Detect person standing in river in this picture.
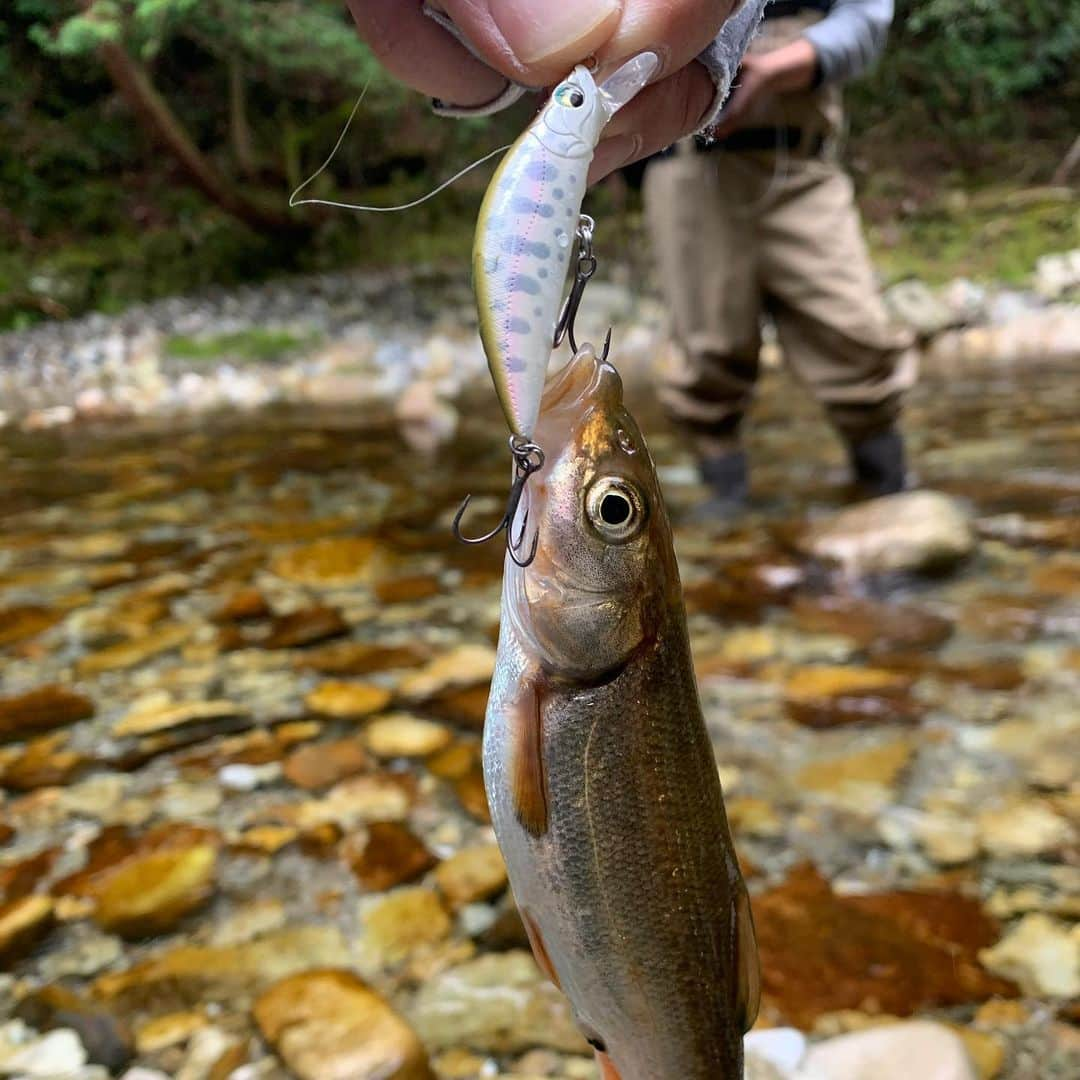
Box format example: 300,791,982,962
644,0,917,508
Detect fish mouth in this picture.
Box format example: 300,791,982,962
540,344,622,429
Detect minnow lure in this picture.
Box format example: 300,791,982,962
474,54,658,443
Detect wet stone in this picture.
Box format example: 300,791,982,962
791,595,953,653
978,914,1080,999
271,537,387,588
435,845,507,909
305,680,392,719
783,666,923,728
398,645,496,701
344,822,438,892
112,698,246,738
295,640,428,676
0,686,94,743
359,887,451,967
15,986,133,1072
77,623,192,675
364,714,452,758
262,606,350,649
0,895,55,965
752,865,1017,1028
254,969,433,1080
0,605,64,648
283,737,370,790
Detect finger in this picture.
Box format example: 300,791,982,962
441,0,739,88
347,0,507,107
588,60,715,181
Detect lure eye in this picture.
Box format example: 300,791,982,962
585,477,647,544
554,84,586,108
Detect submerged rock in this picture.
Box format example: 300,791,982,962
411,950,586,1054
801,1021,977,1080
978,914,1080,999
0,895,55,966
798,492,975,576
254,969,433,1080
0,686,94,742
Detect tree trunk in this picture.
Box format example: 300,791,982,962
97,40,298,234
229,57,258,179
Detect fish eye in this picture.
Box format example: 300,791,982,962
585,477,647,543
554,84,586,108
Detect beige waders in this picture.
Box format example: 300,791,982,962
643,13,916,452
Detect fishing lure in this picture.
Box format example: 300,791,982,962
474,54,658,444
455,54,657,565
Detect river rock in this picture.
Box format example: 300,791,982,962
434,845,507,908
978,914,1080,998
1034,249,1080,299
0,1026,88,1077
305,681,392,719
783,666,921,728
0,895,55,965
364,714,452,759
344,822,437,892
397,645,496,701
884,280,954,336
15,985,133,1071
800,1021,977,1080
977,799,1074,858
284,737,369,790
0,686,94,742
411,950,587,1054
358,888,451,967
271,537,387,588
255,969,433,1080
798,492,975,576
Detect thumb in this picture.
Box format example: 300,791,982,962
440,0,739,87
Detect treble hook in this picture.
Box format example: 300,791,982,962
452,436,545,567
553,214,612,360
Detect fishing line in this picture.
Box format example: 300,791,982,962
289,81,511,214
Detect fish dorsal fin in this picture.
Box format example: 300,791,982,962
736,887,762,1032
510,673,549,836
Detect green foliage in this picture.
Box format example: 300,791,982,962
165,327,317,362
852,0,1080,145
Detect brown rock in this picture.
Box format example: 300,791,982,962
374,574,442,604
784,666,922,728
791,595,953,653
959,594,1047,642
361,887,452,964
0,846,58,903
284,738,370,790
365,714,452,758
214,588,272,623
435,846,507,908
306,681,392,719
112,698,246,738
231,825,298,855
873,652,1025,692
294,774,415,829
272,537,387,588
296,640,428,676
753,865,1017,1027
0,685,94,742
397,645,495,702
798,741,913,796
0,894,54,965
453,767,491,823
54,823,220,938
1,733,86,790
1031,557,1080,597
77,622,192,675
254,969,433,1080
344,822,437,892
263,606,349,649
94,925,350,1008
421,684,489,730
93,843,218,937
427,741,479,780
134,1010,208,1054
0,605,63,647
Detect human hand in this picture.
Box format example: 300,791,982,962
347,0,742,180
709,37,819,139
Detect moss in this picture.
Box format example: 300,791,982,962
868,188,1078,286
164,329,318,363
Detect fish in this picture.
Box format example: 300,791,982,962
474,54,658,443
483,343,760,1079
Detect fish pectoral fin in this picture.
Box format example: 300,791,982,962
736,886,762,1033
510,672,548,836
520,907,562,990
594,1051,623,1080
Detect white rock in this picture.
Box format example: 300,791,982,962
1034,250,1080,299
978,913,1080,998
395,381,458,455
746,1028,808,1072
218,763,281,792
799,491,975,576
0,1028,87,1077
884,280,954,336
798,1021,976,1080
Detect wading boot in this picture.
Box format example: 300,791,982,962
690,446,749,520
848,427,906,497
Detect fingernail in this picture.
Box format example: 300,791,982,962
490,0,621,67
589,133,641,181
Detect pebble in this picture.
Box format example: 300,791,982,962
979,914,1080,998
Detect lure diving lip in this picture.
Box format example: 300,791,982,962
473,52,659,443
